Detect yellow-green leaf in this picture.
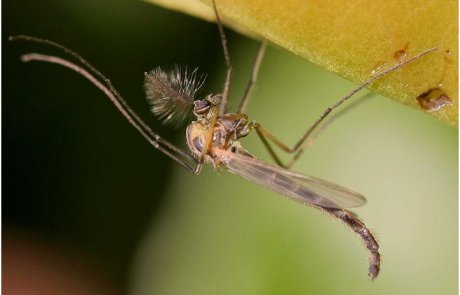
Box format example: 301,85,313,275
144,0,458,126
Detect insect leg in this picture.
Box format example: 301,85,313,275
251,48,437,168
10,35,198,165
285,48,437,168
194,108,220,174
16,51,200,173
237,40,268,114
251,123,288,167
211,0,233,116
252,93,372,167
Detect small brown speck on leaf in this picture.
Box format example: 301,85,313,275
416,88,453,112
393,43,409,60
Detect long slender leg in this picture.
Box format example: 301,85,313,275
252,48,437,168
252,123,286,167
211,0,233,116
253,93,373,167
17,52,199,173
10,35,197,166
194,110,219,174
321,207,380,280
10,35,196,164
237,40,268,114
307,92,374,142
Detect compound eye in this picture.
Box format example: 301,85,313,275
191,136,203,153
193,99,210,115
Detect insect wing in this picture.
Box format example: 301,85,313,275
224,153,366,209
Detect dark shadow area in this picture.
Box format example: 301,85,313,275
3,0,231,291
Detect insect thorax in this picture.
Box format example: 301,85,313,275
185,112,253,162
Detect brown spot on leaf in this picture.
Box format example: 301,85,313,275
393,43,409,60
444,49,454,64
416,88,452,112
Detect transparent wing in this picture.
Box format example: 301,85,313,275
224,152,366,209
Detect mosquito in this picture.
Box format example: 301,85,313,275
10,0,436,281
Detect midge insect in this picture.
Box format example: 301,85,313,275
10,0,436,280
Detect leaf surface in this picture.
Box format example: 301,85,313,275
145,0,458,125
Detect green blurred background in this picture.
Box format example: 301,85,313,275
3,0,458,294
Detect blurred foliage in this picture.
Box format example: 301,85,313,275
147,0,458,126
4,0,457,294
